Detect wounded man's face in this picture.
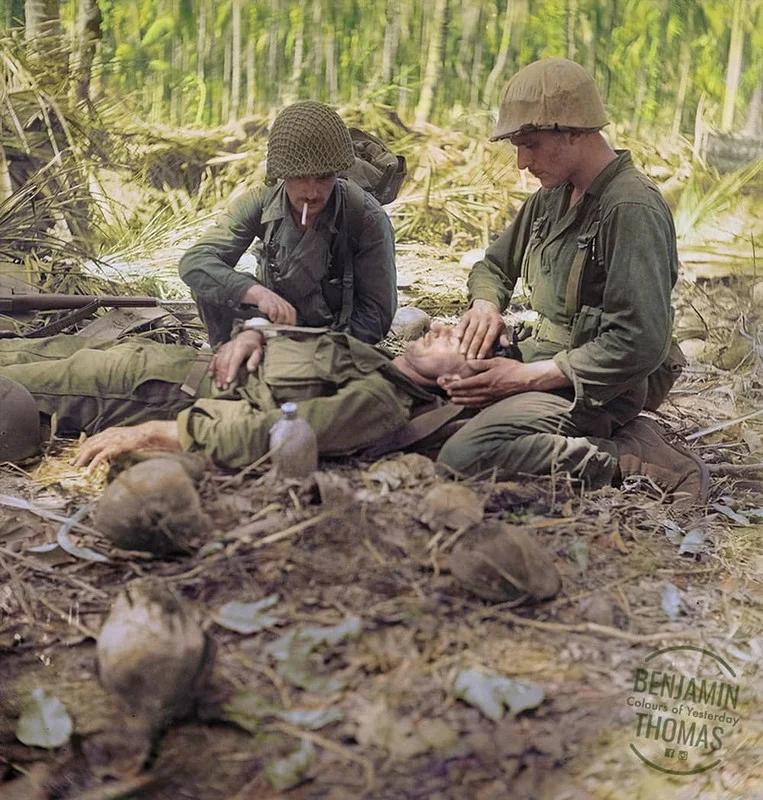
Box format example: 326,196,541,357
403,323,468,380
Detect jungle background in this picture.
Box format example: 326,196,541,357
0,1,762,799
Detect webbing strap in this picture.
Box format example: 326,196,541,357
362,401,465,459
564,216,600,316
180,347,213,397
335,180,365,330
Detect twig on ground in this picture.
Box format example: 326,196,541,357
0,554,37,624
268,720,375,794
547,570,646,609
214,448,276,489
35,594,98,639
0,546,109,598
686,408,763,441
479,607,700,643
251,509,340,549
707,462,763,475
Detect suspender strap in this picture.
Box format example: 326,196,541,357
26,301,102,338
362,401,465,459
564,216,600,317
334,180,365,330
180,346,213,397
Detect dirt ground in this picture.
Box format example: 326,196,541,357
0,254,762,799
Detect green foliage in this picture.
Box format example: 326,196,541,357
32,0,757,132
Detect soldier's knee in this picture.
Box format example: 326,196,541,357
437,433,480,476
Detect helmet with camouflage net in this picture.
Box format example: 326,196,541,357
266,101,355,182
491,58,608,141
0,377,41,463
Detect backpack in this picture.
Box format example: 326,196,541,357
341,128,407,206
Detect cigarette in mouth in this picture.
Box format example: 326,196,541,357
301,202,308,226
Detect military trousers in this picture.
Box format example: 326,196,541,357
0,335,204,436
436,391,621,489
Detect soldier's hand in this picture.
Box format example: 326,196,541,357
456,300,506,360
243,285,298,325
209,330,264,390
75,421,181,471
438,358,524,407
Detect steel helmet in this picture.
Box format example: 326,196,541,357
0,377,41,462
492,58,608,141
266,101,355,182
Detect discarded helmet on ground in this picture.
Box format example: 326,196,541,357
492,58,608,141
266,101,355,182
0,377,41,462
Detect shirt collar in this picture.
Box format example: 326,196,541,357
583,149,632,199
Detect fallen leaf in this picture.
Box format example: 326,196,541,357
266,617,362,694
662,520,685,545
56,504,109,563
264,739,314,791
419,484,483,531
569,540,589,572
711,503,752,526
214,596,280,634
453,667,545,721
16,688,73,748
277,707,344,729
661,583,683,621
365,453,435,493
678,530,705,556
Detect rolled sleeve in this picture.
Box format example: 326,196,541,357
179,188,270,307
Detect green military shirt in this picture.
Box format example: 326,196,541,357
177,332,435,468
468,151,678,413
179,179,397,344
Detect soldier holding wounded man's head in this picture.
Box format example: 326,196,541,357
439,58,708,507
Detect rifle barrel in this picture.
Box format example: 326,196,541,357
0,295,195,313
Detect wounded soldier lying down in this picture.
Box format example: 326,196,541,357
0,324,707,508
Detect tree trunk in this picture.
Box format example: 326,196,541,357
246,35,255,116
721,0,745,132
229,0,241,122
670,39,691,143
268,0,279,104
195,0,208,124
566,0,578,60
311,0,322,98
24,0,61,40
284,8,304,105
632,65,647,135
221,33,231,123
741,77,763,137
24,0,66,87
72,0,101,106
0,144,12,203
414,0,447,128
470,34,484,110
326,28,338,104
483,0,518,107
455,1,479,96
381,0,399,92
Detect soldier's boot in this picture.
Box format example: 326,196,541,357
612,416,709,510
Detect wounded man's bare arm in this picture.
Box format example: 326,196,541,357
74,420,181,471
